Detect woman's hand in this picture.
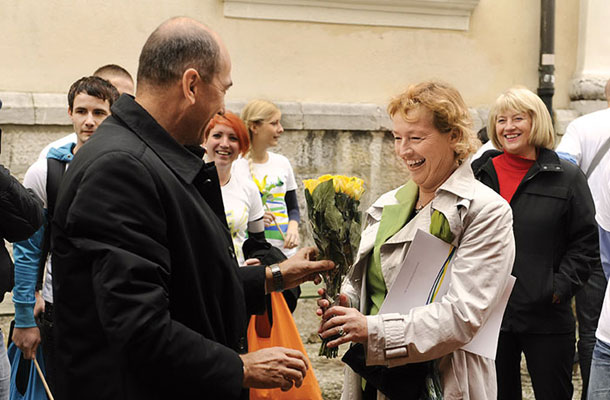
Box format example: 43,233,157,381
263,211,275,228
315,289,349,316
318,302,368,348
284,220,300,249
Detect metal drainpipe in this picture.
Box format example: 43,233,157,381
538,0,555,120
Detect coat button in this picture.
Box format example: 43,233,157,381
228,246,236,259
237,336,247,353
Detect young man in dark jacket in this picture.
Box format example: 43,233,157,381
11,77,119,394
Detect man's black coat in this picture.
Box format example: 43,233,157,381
0,164,44,300
51,95,267,400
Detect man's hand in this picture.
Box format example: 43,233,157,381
12,327,41,360
266,247,334,292
240,347,308,391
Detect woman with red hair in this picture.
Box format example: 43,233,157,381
203,112,265,265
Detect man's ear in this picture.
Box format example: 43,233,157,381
182,68,199,105
67,107,73,118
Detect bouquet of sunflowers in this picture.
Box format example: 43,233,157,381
303,174,364,358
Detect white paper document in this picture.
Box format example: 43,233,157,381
379,229,515,360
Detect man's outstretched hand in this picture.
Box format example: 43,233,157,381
267,247,334,292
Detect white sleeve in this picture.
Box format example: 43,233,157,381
556,122,583,165
597,162,610,230
23,159,48,209
281,156,298,192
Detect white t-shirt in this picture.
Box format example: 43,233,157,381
221,172,264,265
596,160,610,232
233,152,298,257
594,162,610,343
556,108,610,216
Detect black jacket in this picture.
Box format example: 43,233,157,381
472,148,599,333
0,164,43,301
51,95,267,400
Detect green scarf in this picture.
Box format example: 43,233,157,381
365,181,452,398
366,181,453,315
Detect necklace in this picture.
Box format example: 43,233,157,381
415,196,434,212
220,172,231,187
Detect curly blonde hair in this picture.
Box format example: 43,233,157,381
387,81,480,165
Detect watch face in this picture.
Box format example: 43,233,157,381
272,264,283,292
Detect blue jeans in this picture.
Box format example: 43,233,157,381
600,226,610,279
0,329,9,400
588,339,610,400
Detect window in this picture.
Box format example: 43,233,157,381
223,0,480,31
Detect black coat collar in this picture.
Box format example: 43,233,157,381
472,147,563,175
110,95,206,184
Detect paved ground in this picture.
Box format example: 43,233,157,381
1,297,583,399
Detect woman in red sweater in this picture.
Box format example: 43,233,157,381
472,87,599,400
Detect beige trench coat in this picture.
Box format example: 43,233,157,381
340,161,515,400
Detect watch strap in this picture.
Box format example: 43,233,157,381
270,264,284,292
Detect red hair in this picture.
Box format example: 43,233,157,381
203,112,250,156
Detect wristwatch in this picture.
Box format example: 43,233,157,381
270,264,283,292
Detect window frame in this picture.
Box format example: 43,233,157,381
223,0,480,31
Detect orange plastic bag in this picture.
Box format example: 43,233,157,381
248,292,323,400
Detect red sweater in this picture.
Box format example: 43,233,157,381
492,152,535,203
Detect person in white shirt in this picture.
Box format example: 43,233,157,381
203,112,265,265
587,160,610,400
234,100,301,258
555,79,610,399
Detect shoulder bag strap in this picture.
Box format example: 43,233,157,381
585,136,610,179
36,158,66,290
